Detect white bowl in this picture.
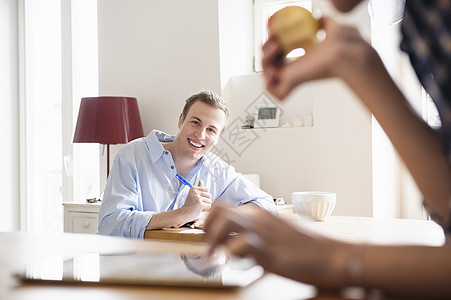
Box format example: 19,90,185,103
292,192,336,221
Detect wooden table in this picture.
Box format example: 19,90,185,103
144,214,445,246
144,227,207,242
2,215,445,300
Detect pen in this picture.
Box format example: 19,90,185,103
175,173,192,188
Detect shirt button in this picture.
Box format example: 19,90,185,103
164,151,168,155
170,166,174,169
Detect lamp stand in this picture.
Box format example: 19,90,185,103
106,144,110,178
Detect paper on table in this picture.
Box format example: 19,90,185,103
179,229,205,234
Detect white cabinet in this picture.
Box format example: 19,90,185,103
63,202,101,234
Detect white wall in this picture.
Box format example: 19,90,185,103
98,0,374,216
97,0,225,188
97,0,222,134
0,0,20,231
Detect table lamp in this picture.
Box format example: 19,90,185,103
73,96,144,177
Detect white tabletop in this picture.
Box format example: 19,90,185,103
281,214,445,246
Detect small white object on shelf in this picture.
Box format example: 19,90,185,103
292,116,304,127
304,115,313,127
280,120,292,128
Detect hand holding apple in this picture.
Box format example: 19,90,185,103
268,6,320,55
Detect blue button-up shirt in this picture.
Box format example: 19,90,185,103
98,130,277,238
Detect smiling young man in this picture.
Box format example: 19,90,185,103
98,90,277,238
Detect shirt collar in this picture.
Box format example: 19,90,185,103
145,129,209,166
146,130,175,163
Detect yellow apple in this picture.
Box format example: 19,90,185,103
268,6,320,55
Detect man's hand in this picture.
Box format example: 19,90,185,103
179,180,212,225
186,211,209,229
147,180,212,230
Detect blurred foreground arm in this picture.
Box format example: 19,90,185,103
204,203,451,297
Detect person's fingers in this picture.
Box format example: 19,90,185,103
189,219,200,229
262,44,282,67
320,16,333,31
262,39,284,86
205,204,257,255
225,232,266,261
200,191,212,199
196,189,212,206
268,41,336,99
330,0,362,12
195,179,210,193
262,16,346,100
203,202,221,231
190,188,209,200
201,203,211,212
262,36,282,68
262,47,302,99
192,219,202,228
201,197,212,205
205,205,238,254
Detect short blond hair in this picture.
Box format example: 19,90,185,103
181,90,229,127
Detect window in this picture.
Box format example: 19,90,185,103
20,0,63,233
370,3,431,220
19,0,98,233
253,0,313,72
69,0,100,203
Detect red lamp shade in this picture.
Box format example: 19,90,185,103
73,96,144,177
73,96,144,144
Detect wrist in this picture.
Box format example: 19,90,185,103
176,206,198,224
333,41,380,83
175,206,190,222
329,243,366,288
146,208,191,230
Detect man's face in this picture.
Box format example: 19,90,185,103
175,101,227,162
